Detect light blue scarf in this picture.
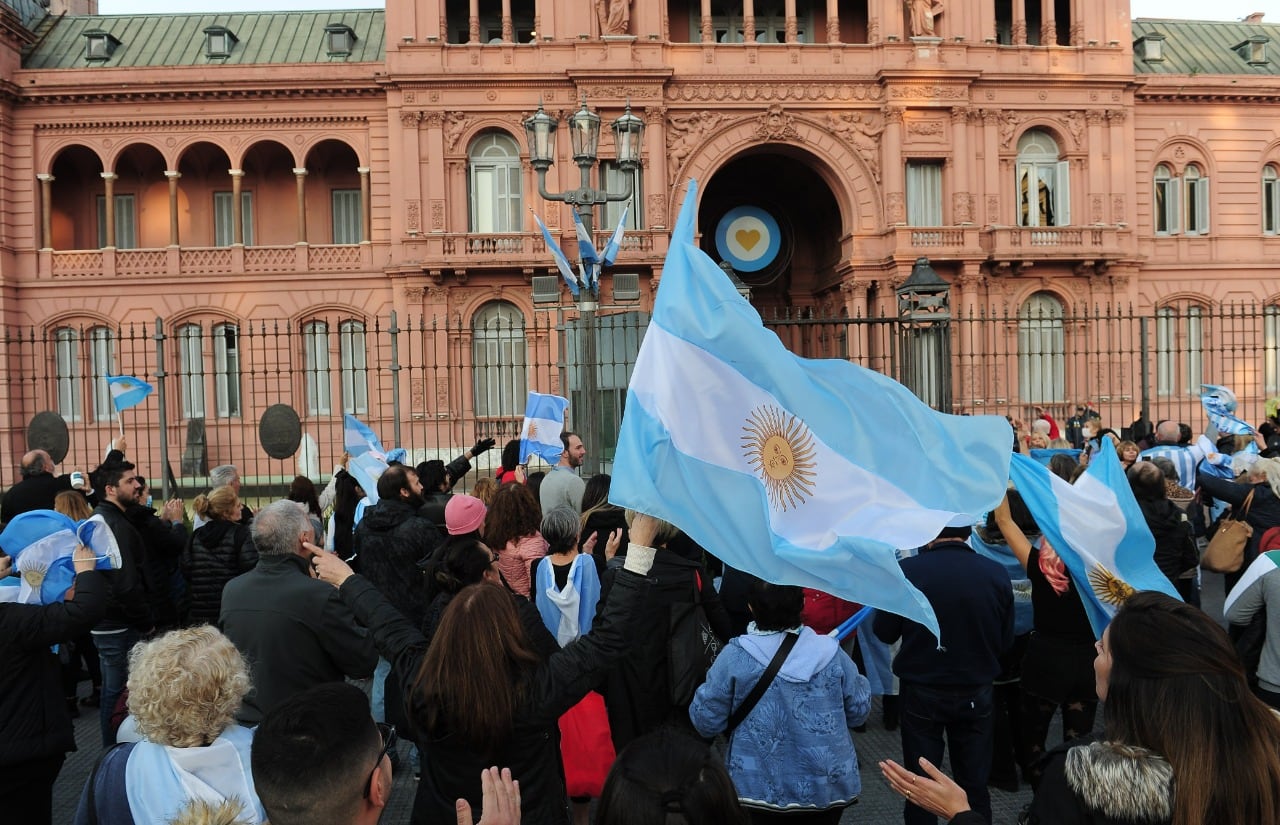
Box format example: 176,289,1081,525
124,724,266,824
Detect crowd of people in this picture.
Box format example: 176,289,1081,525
2,411,1280,825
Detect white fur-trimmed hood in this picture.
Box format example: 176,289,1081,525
1064,740,1174,824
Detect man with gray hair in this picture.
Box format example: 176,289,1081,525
1138,420,1210,490
219,500,376,725
193,464,254,529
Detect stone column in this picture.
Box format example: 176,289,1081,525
1012,0,1026,44
981,109,1002,225
101,172,117,248
37,173,54,250
293,167,308,243
468,0,480,43
784,0,797,42
743,0,756,42
1040,0,1056,45
883,107,905,225
229,169,244,245
645,108,667,226
500,0,512,42
164,171,181,246
1107,109,1127,225
880,0,903,41
359,166,371,243
1086,110,1105,223
700,0,713,42
951,108,971,223
826,0,839,43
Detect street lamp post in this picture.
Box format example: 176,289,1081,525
523,98,644,477
895,257,953,412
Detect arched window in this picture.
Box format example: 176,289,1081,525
1016,130,1069,228
1266,305,1280,394
1264,164,1279,236
338,320,368,415
212,322,241,418
472,301,527,418
176,323,205,419
1017,292,1064,404
54,327,81,421
468,133,523,233
1153,163,1176,236
1156,303,1205,397
88,326,115,422
1183,164,1209,236
302,320,331,416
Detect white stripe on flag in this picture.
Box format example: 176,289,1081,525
1224,550,1280,614
631,324,962,551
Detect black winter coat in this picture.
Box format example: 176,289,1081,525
124,503,187,631
91,501,151,632
339,568,652,825
0,570,107,766
354,498,442,630
0,472,73,524
183,519,257,625
599,548,733,750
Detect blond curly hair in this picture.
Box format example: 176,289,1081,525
127,625,251,748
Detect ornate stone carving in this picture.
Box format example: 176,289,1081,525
826,112,884,181
431,200,445,230
753,105,801,141
421,111,445,129
1106,108,1127,123
1064,110,1085,147
1090,195,1103,224
987,195,1000,224
867,16,880,43
998,111,1021,149
406,199,421,231
953,192,973,224
1012,19,1026,44
827,15,840,43
1111,195,1125,223
951,106,970,123
643,106,667,125
596,0,631,35
666,83,881,102
889,85,967,100
444,112,470,152
884,106,905,124
585,85,659,99
908,119,945,137
647,193,666,227
666,110,724,184
887,192,905,224
1085,109,1106,126
400,110,422,127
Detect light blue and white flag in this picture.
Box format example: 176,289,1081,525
570,208,599,265
601,205,629,267
1009,440,1181,638
347,452,389,505
609,180,1013,641
519,392,570,466
343,414,387,460
1201,384,1255,436
0,511,120,604
532,210,580,297
105,375,153,413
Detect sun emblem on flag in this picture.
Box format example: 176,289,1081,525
742,405,817,512
1087,562,1136,606
22,566,46,589
527,421,538,440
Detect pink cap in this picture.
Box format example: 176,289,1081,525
445,495,487,535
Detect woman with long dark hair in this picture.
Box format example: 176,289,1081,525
287,475,323,539
579,474,628,573
484,482,547,598
882,592,1280,825
312,514,664,825
324,470,363,562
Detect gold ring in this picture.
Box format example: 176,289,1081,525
907,790,913,800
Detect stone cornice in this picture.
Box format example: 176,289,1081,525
34,114,371,132
17,82,383,106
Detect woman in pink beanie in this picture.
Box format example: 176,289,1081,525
444,494,487,538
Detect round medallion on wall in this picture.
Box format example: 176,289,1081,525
259,404,302,459
715,206,781,273
28,411,70,464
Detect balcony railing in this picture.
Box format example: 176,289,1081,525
982,225,1128,259
43,244,373,279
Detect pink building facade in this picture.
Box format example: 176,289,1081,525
0,0,1277,488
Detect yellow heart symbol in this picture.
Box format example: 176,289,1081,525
735,229,761,251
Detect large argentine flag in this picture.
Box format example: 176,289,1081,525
519,392,570,467
1009,440,1180,638
0,511,121,604
105,375,153,413
343,414,387,460
609,181,1013,640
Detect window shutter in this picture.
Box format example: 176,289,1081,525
1196,177,1210,234
1054,160,1070,227
1168,179,1181,236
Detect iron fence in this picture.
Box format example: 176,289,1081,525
2,302,1274,500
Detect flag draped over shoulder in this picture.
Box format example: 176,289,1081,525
0,511,120,604
343,414,390,503
1008,440,1181,638
519,392,570,466
1224,550,1280,615
608,180,1013,640
105,375,153,412
1201,384,1255,436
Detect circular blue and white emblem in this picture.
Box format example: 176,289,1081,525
715,206,781,273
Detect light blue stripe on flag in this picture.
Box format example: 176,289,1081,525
1009,440,1181,638
601,205,629,267
609,180,1013,641
343,414,386,460
519,392,570,466
105,375,153,412
532,211,580,297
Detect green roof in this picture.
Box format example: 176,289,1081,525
23,9,385,69
3,0,47,30
1133,17,1280,75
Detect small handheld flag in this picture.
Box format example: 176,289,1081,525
1201,384,1255,436
343,414,387,460
519,392,570,466
105,375,153,413
570,208,600,289
532,210,580,297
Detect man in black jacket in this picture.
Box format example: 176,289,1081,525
221,500,376,725
2,450,85,523
89,461,151,747
875,526,1014,825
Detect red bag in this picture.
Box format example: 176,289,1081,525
558,691,615,798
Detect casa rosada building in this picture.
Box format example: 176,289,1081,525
0,0,1278,483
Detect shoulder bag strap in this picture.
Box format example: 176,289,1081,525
725,632,799,734
1239,489,1256,520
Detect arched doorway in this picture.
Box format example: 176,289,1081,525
699,147,844,316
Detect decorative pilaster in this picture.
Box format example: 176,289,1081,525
37,173,54,250
292,168,308,244
164,171,181,246
101,172,118,248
